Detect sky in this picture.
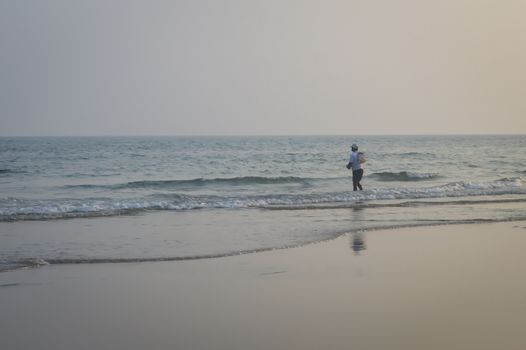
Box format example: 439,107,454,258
1,0,525,136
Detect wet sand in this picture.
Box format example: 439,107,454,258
1,221,526,350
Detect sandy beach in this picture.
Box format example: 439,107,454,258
1,221,526,350
2,0,525,347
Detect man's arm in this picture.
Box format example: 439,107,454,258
346,154,353,169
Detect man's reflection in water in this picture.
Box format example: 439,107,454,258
351,232,366,255
350,206,366,255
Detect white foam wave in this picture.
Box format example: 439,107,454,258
0,178,523,221
369,171,439,181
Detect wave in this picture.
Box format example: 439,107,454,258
265,197,526,211
369,171,439,181
66,176,313,190
64,172,121,178
0,178,523,221
397,152,437,158
0,168,21,175
375,152,437,160
121,176,310,188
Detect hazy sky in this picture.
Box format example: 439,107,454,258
1,0,525,136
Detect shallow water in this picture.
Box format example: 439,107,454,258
1,135,525,270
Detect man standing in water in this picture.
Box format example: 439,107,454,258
347,144,364,191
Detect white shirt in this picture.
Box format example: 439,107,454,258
349,151,362,171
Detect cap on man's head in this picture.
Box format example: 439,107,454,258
351,144,358,151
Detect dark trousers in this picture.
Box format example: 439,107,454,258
352,168,363,191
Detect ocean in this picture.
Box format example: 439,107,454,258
1,135,525,271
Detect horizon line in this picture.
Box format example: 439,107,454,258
0,132,525,138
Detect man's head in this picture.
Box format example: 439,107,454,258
351,144,358,151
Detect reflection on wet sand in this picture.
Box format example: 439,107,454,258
351,232,366,255
349,206,366,255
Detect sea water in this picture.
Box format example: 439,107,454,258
1,135,525,270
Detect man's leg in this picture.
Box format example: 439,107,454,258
352,170,359,191
356,169,363,190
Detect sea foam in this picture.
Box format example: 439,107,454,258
0,178,522,221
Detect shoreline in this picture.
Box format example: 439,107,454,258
0,208,526,274
2,221,526,349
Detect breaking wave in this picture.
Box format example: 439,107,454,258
369,171,439,181
0,177,523,221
